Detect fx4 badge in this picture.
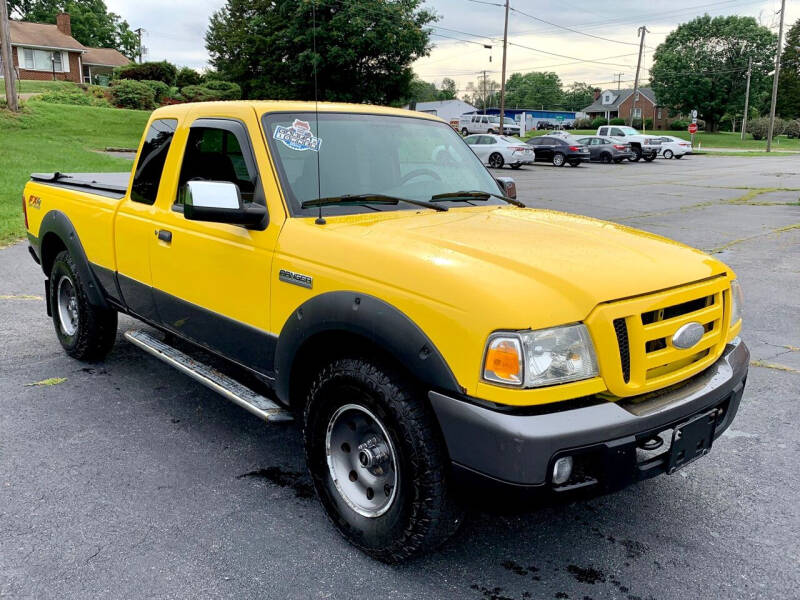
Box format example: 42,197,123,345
28,195,42,209
279,269,313,289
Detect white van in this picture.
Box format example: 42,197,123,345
459,114,520,136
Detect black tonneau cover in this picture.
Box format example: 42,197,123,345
30,172,130,199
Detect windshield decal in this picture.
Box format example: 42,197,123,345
273,119,323,152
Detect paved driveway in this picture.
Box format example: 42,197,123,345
1,155,798,599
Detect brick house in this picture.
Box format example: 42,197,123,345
583,87,675,130
3,13,130,84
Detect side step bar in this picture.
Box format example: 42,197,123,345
124,329,293,423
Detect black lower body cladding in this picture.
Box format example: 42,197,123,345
430,338,749,489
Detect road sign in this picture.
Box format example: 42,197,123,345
691,109,698,119
688,123,698,134
556,115,565,121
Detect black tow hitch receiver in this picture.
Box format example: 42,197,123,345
666,408,721,474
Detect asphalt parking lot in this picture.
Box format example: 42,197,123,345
1,155,798,599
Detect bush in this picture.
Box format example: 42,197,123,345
140,80,170,104
180,81,242,102
609,117,625,125
644,118,653,129
114,61,177,86
669,120,688,130
110,79,156,110
590,116,608,129
32,86,109,107
786,119,800,139
747,116,770,140
631,118,643,129
176,67,204,88
572,117,593,129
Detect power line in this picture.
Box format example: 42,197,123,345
508,5,641,46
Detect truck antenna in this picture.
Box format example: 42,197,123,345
312,0,325,225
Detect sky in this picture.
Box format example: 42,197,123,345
106,0,798,94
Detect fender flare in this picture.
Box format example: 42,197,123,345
37,210,109,309
273,291,462,405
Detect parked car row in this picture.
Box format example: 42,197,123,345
463,128,692,169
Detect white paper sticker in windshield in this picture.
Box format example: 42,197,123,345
273,119,322,152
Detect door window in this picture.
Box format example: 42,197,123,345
479,136,496,145
176,123,258,205
598,127,608,136
130,119,178,205
610,127,625,136
464,135,480,145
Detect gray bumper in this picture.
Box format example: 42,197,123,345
430,338,749,486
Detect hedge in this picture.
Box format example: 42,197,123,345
114,61,177,86
110,79,156,110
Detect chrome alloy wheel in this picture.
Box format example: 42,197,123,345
325,404,399,518
57,275,79,336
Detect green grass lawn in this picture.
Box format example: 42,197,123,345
0,102,150,244
0,79,79,96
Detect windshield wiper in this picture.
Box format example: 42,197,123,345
430,190,526,208
301,193,448,212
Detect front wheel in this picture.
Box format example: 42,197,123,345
552,152,566,167
663,149,674,159
629,147,642,162
675,154,683,159
488,153,505,168
49,250,117,361
510,163,522,169
304,358,464,563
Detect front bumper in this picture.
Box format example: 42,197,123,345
430,338,749,489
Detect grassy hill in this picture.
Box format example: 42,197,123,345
0,102,150,244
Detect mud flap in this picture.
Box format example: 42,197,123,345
44,278,51,317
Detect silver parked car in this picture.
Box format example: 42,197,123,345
463,134,534,169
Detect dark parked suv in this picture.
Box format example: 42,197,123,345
526,136,590,167
575,135,635,163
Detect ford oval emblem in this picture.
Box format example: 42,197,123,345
671,322,705,349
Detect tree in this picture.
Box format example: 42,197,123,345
650,15,775,131
461,77,500,111
8,0,138,59
503,71,563,109
406,76,439,104
206,0,436,103
562,82,596,111
438,77,456,100
777,18,800,119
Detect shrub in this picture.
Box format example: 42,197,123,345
747,116,770,140
572,117,593,129
669,119,688,130
114,61,177,86
631,118,643,129
140,80,170,104
110,79,156,110
644,118,653,129
590,116,608,129
786,119,800,139
180,81,242,102
201,80,242,99
609,117,625,125
176,67,204,88
32,86,110,107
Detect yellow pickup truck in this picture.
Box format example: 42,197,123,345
23,101,748,563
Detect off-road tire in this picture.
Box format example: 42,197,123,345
49,250,117,361
304,357,464,563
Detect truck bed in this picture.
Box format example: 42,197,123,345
30,172,130,199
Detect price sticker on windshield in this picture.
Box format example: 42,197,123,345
274,119,323,152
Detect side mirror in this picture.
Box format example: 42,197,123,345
181,180,267,228
495,176,517,200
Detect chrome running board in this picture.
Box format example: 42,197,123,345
124,329,293,423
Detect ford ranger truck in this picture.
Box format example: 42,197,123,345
23,101,748,563
596,124,661,161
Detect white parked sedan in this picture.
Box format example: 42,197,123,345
463,134,535,169
658,135,693,159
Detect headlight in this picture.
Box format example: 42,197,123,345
730,279,743,326
483,324,599,388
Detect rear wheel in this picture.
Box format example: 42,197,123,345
303,357,464,563
613,157,624,164
461,127,469,136
487,128,495,134
643,154,656,162
675,154,683,159
568,160,580,167
629,147,642,162
510,163,522,169
663,149,674,159
552,152,566,167
49,250,117,361
601,152,612,164
488,152,504,168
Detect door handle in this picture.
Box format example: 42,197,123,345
155,229,172,243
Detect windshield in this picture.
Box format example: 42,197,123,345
262,112,504,217
617,126,639,135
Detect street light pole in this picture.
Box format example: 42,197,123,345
630,25,648,127
766,0,786,152
499,0,509,134
0,0,19,111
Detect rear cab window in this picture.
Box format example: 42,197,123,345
130,119,177,205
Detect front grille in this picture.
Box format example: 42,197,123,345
613,318,631,383
587,276,730,397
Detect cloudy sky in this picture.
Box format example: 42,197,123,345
106,0,797,92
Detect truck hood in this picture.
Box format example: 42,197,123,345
289,206,729,328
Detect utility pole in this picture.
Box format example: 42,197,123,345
135,27,143,64
0,0,18,111
481,70,487,114
629,25,648,127
766,0,786,152
499,0,510,134
741,56,752,141
614,72,624,90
